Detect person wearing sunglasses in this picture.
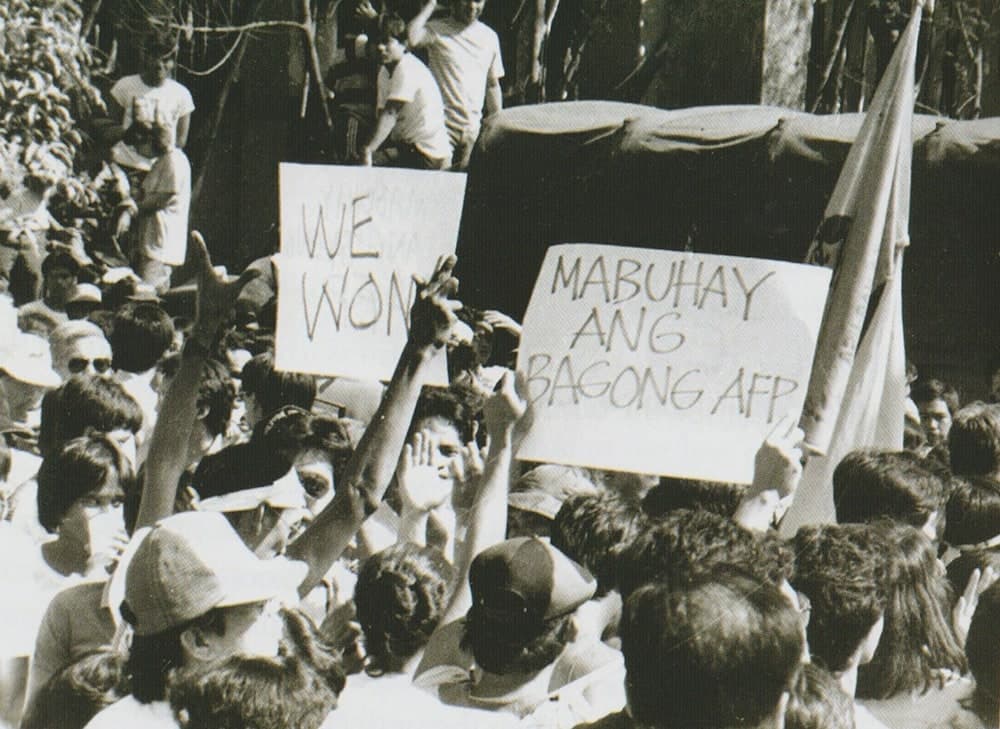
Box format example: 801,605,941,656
49,321,114,382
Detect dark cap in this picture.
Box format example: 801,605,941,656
469,537,596,623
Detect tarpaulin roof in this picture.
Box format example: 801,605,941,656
457,102,1000,396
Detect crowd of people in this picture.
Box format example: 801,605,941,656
3,3,1000,729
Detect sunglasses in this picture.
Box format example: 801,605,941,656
68,357,112,374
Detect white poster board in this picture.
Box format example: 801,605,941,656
275,164,466,382
516,244,832,483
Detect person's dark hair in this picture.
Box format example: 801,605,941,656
36,434,134,533
903,417,928,453
158,355,236,439
21,650,128,729
143,30,179,60
857,522,967,699
944,476,1000,548
965,581,1000,725
946,549,1000,601
949,402,1000,478
911,378,960,413
354,543,454,674
784,662,854,729
551,491,648,595
642,477,747,518
126,608,227,704
833,449,947,531
168,652,338,729
621,572,804,729
791,523,888,674
279,607,346,695
617,508,792,598
409,385,476,443
376,14,408,43
110,301,175,373
461,607,573,675
41,249,80,278
241,352,316,419
39,375,143,457
260,408,352,482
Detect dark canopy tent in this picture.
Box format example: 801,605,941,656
456,102,1000,398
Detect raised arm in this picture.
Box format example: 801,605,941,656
440,370,526,624
407,0,437,48
288,256,461,595
134,232,258,530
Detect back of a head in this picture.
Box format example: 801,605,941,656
949,402,1000,478
551,491,648,595
832,449,946,530
354,543,454,674
241,352,316,418
944,475,1000,549
791,523,887,673
617,508,792,599
965,581,1000,721
169,653,338,729
621,573,803,729
857,522,966,700
21,650,127,729
784,663,854,729
642,477,747,519
110,301,174,374
39,374,143,457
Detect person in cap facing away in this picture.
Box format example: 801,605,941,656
83,511,308,729
419,537,626,724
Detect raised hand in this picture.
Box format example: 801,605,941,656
483,370,528,439
953,565,998,646
481,309,522,337
398,430,452,514
750,415,805,501
408,255,462,351
188,231,261,346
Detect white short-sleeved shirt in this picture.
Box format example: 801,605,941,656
422,17,504,135
84,696,178,729
110,75,194,171
137,147,191,266
377,53,452,162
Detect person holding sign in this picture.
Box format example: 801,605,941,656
360,16,452,170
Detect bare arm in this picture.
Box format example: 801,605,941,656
175,113,191,149
441,371,525,624
362,101,402,165
484,79,502,118
288,256,461,596
408,0,437,47
135,233,259,530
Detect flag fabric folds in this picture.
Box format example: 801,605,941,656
781,4,922,532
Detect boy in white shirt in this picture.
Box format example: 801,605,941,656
362,16,452,170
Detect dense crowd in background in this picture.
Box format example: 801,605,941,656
3,3,1000,729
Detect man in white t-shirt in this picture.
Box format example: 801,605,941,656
362,16,452,169
408,0,504,169
106,37,195,174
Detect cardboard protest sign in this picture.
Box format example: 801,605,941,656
275,164,466,382
516,244,831,483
